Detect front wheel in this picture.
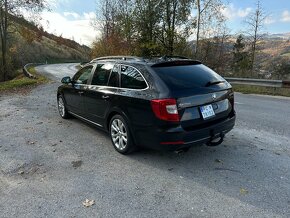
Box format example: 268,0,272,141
109,115,135,154
57,95,70,119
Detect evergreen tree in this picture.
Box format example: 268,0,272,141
232,35,252,76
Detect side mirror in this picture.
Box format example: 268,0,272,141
61,76,72,84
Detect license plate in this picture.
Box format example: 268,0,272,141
200,104,215,119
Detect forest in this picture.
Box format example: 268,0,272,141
91,0,290,79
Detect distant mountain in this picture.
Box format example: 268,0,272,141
10,15,91,67
264,32,290,40
187,32,290,79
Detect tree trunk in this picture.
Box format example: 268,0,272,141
0,0,8,81
251,17,258,75
195,0,201,59
1,37,7,81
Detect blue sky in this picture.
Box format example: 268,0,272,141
41,0,290,46
223,0,290,34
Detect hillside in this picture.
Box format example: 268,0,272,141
260,37,290,58
10,15,91,69
189,33,290,80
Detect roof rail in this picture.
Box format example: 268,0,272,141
90,56,144,63
160,55,190,60
146,55,190,61
144,55,192,64
151,60,202,68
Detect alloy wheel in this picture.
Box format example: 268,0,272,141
110,119,128,150
58,97,65,117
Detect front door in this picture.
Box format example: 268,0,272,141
64,65,94,115
83,63,118,126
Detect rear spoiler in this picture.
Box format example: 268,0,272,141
151,60,202,68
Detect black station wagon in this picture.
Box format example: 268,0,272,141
57,56,236,154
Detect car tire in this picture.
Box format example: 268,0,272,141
109,115,135,154
57,95,71,119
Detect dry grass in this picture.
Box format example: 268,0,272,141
233,84,290,97
0,66,49,93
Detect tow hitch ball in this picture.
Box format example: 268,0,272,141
206,132,225,147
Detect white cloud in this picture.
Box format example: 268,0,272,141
237,8,252,18
46,0,70,8
63,11,80,19
264,17,276,25
281,10,290,22
221,4,252,20
84,12,96,20
39,11,99,46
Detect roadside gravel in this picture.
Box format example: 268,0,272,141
0,77,289,217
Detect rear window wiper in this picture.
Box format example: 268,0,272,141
205,80,225,87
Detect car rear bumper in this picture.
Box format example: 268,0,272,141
135,114,236,151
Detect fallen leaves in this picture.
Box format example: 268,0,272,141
72,160,82,169
82,199,95,208
240,188,249,195
26,140,36,145
215,159,222,163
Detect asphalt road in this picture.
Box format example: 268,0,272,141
0,63,289,218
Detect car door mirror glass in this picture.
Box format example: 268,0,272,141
61,76,72,84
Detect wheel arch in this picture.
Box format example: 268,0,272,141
57,90,68,105
106,108,138,146
106,107,131,131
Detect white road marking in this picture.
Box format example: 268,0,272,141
235,102,245,105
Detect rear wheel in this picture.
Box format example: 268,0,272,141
57,95,70,119
109,115,135,154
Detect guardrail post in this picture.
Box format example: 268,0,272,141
282,81,290,88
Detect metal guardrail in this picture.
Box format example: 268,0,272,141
225,77,290,88
23,62,290,89
23,63,45,79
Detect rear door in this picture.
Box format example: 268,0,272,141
83,63,117,126
63,65,93,115
152,63,234,130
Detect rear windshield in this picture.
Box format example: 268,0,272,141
153,64,225,89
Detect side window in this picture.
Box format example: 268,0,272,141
73,66,93,84
91,63,113,86
108,65,119,87
121,65,147,89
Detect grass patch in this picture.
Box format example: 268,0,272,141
281,53,290,58
26,65,49,83
233,84,290,97
0,66,49,92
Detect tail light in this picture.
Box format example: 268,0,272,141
151,99,180,122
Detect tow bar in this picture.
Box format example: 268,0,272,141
206,132,225,147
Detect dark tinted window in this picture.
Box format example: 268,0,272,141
121,65,147,89
91,63,113,86
73,66,93,84
153,64,225,89
108,65,119,87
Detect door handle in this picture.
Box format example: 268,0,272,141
102,95,110,99
78,91,84,95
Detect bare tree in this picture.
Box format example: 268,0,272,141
92,0,135,56
0,0,46,81
96,0,120,40
195,0,205,57
117,0,135,51
194,0,224,58
245,0,267,73
159,0,192,55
